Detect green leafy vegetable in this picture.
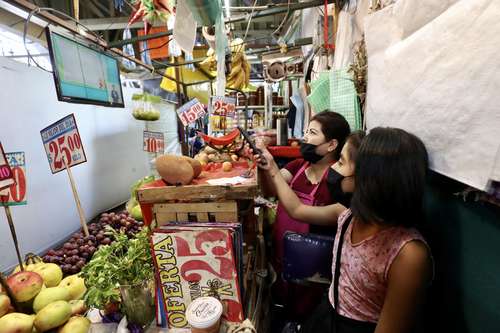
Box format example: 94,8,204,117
80,226,153,309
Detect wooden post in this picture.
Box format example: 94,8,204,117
3,206,24,272
63,159,89,237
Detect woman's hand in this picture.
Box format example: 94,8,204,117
247,142,276,172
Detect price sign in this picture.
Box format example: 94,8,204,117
40,114,87,174
0,152,27,206
176,98,206,127
210,96,236,117
143,131,165,153
0,143,15,191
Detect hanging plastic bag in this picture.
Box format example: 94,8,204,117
131,93,161,121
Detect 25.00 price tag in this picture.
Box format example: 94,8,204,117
177,98,206,127
40,114,87,174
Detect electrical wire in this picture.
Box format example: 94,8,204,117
23,6,110,73
243,0,259,42
138,38,171,55
271,0,291,37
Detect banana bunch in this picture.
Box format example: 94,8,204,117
200,38,251,90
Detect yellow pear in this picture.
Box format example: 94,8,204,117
33,287,71,313
0,312,34,333
58,275,86,300
57,316,90,333
32,264,63,288
69,299,87,316
34,300,72,332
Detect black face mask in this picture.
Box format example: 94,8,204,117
300,142,325,164
327,168,353,207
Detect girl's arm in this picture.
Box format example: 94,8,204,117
375,241,433,333
257,146,345,226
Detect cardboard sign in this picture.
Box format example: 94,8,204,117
0,143,15,191
210,96,236,117
151,228,243,329
40,114,87,174
0,152,27,206
143,131,165,153
210,96,236,131
177,98,206,127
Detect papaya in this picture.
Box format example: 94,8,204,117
181,156,202,178
156,155,194,185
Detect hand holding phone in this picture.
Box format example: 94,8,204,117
237,126,267,166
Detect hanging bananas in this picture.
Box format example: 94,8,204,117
200,38,251,90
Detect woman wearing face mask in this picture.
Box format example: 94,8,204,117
259,111,351,275
257,131,365,227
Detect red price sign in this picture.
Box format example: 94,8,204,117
210,96,236,117
0,152,27,206
143,131,165,153
40,114,87,174
0,143,15,191
177,98,206,127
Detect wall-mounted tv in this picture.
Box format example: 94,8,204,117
45,27,124,107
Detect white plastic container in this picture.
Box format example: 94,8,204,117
186,297,223,333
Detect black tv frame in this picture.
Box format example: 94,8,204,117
45,27,125,108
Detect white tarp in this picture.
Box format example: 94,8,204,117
365,0,500,190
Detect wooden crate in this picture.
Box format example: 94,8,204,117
138,183,259,204
153,201,238,226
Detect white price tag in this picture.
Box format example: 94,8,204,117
40,114,87,174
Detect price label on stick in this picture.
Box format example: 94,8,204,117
210,96,236,117
0,152,27,206
143,131,165,153
40,114,87,173
177,98,206,127
0,143,15,191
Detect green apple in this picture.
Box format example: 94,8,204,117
33,300,72,332
6,271,44,302
0,312,34,333
33,287,71,313
0,293,11,318
57,316,90,333
32,264,63,288
58,275,86,300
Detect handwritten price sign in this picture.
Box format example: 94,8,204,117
177,98,206,127
0,143,15,191
210,96,236,117
40,114,87,174
143,131,165,153
0,152,27,206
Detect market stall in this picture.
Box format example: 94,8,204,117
1,0,500,332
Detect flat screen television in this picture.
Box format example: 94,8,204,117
45,27,124,107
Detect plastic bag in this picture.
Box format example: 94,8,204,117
131,93,161,121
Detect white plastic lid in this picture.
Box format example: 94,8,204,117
186,297,223,329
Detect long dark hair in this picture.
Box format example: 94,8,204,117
310,111,351,160
351,127,428,227
345,130,365,163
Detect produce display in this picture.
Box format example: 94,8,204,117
0,260,88,333
80,227,153,317
155,154,206,185
200,38,251,90
42,210,144,275
126,175,155,221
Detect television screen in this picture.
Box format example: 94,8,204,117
46,28,124,107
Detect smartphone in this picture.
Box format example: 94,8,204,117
237,126,267,166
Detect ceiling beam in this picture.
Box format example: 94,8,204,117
109,0,333,48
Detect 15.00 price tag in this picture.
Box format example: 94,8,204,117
0,143,15,191
0,152,27,206
40,114,87,174
177,98,206,127
143,131,165,153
